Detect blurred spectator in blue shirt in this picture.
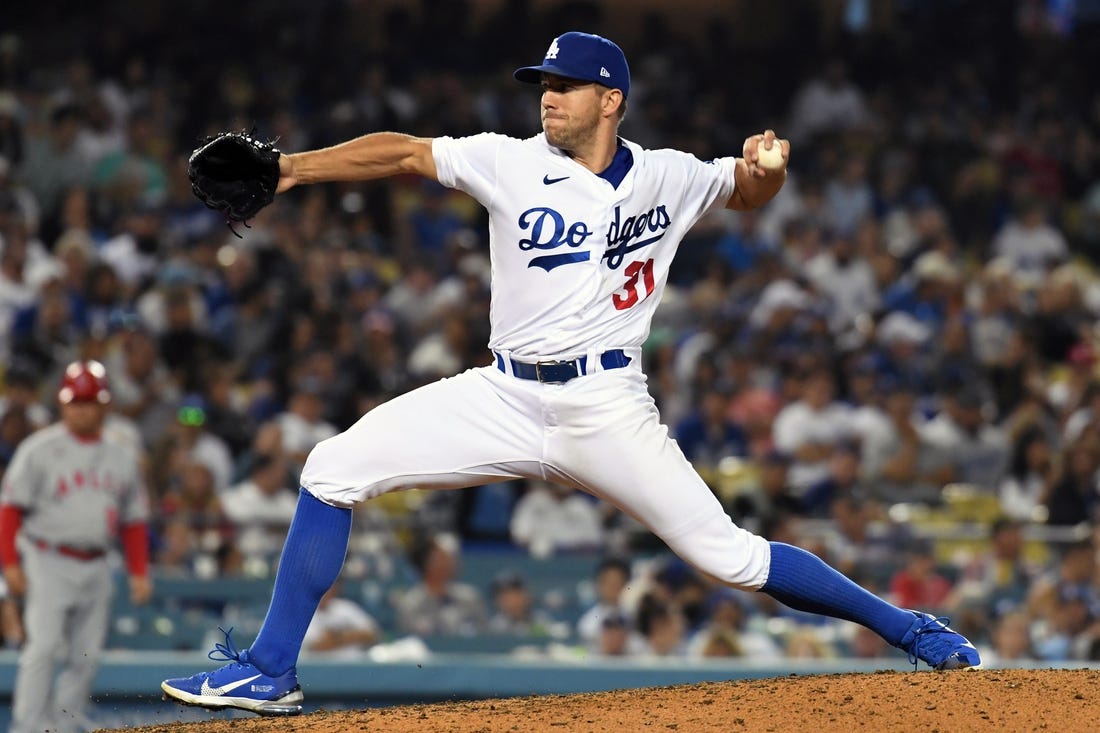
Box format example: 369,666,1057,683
802,441,867,517
674,385,748,470
881,249,959,329
400,180,466,265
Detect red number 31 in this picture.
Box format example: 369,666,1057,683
612,258,656,310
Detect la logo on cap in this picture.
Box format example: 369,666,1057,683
513,32,631,100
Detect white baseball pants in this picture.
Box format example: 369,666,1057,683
301,362,771,590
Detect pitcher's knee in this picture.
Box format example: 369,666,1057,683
711,532,772,590
299,474,369,509
666,518,772,591
300,430,409,507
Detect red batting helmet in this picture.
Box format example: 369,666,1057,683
58,360,111,405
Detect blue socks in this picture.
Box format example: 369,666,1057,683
247,489,352,675
245,513,914,672
760,542,914,646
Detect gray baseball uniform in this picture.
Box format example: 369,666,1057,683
2,423,148,733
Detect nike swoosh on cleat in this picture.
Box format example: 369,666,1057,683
200,673,263,697
543,175,569,185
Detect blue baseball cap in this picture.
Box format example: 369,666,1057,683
514,32,630,100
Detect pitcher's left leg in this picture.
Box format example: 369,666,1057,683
546,368,771,589
163,367,547,713
550,369,979,670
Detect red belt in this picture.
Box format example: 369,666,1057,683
32,538,106,561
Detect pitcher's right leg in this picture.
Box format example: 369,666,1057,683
162,367,546,714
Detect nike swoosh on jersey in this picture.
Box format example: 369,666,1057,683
200,673,262,697
542,174,569,185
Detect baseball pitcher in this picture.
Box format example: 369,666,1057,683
0,360,152,733
164,31,979,716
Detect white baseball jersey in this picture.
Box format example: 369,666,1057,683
302,132,771,592
432,133,737,358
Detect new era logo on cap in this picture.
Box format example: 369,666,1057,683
514,32,631,99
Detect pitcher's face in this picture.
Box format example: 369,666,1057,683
540,75,603,151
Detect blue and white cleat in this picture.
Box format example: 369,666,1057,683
161,628,304,716
899,611,981,671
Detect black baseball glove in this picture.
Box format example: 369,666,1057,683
187,130,281,226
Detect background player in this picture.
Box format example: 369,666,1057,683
0,360,152,733
162,31,979,716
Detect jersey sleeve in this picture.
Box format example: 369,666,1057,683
431,133,508,206
678,153,738,223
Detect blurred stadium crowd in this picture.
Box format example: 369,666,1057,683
3,0,1100,666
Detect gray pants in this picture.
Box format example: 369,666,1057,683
11,544,112,733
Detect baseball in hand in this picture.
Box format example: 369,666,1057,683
756,140,785,170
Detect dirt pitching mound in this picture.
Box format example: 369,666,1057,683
108,668,1099,733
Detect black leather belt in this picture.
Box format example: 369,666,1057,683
495,349,631,384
